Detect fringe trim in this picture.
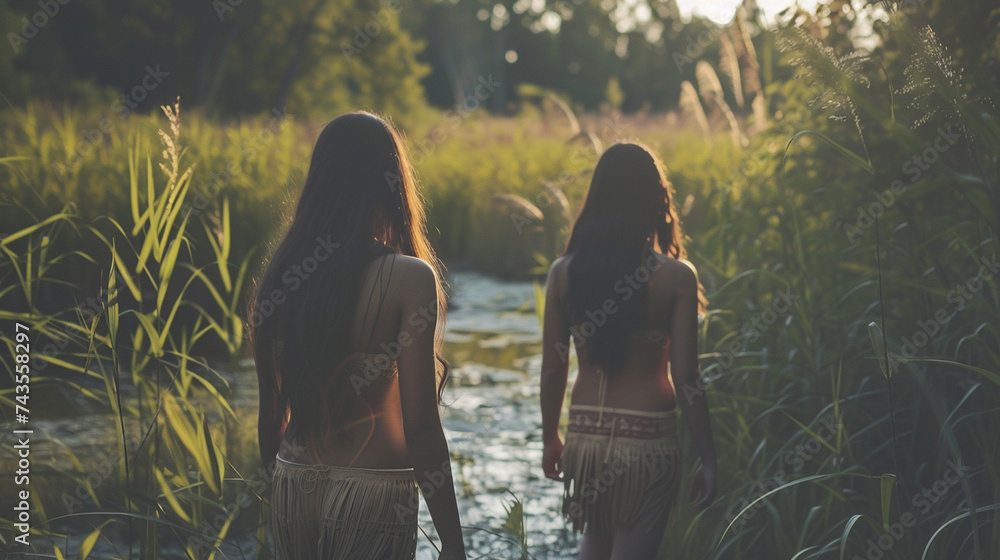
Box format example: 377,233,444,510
271,458,418,559
561,432,681,538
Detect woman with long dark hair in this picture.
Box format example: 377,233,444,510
249,112,466,560
540,143,717,559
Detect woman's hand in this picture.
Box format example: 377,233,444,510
689,460,717,512
543,436,564,480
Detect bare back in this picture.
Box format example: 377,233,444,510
279,253,431,468
545,252,697,412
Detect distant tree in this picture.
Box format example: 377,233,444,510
1,0,429,119
406,0,722,112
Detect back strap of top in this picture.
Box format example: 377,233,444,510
359,253,397,352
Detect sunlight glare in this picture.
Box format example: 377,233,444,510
674,0,822,24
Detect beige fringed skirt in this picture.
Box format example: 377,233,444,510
270,456,419,560
561,405,682,538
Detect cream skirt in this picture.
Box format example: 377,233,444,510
561,405,682,538
270,456,419,560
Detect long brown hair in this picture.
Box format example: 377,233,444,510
248,112,448,464
564,142,705,372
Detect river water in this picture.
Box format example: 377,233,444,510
2,270,582,559
423,270,578,559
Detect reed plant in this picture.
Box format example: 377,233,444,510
0,4,997,558
654,8,999,559
1,100,271,558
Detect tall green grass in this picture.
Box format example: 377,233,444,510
0,96,614,557
1,6,998,558
653,11,1000,560
1,101,268,558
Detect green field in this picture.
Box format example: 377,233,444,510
2,1,999,558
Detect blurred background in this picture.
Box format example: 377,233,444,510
1,0,999,558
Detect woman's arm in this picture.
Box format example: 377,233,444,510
541,257,571,480
670,263,718,511
396,259,466,558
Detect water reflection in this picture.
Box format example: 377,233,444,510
427,270,577,558
0,270,579,558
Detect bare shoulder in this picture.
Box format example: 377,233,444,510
547,255,571,291
549,255,571,276
389,254,436,275
651,254,698,294
389,254,438,300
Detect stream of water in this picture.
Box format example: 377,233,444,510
1,270,582,559
424,270,578,559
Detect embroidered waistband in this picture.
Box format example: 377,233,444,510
274,456,416,481
567,405,678,439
